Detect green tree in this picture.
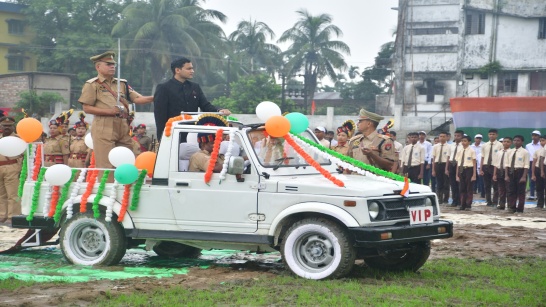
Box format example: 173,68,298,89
112,0,226,89
228,19,281,73
213,74,295,114
278,9,350,114
14,91,65,118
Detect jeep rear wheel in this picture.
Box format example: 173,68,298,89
364,241,431,272
153,241,202,258
281,218,355,280
60,212,127,266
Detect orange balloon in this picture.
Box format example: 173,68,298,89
135,151,157,177
265,116,291,137
16,118,43,143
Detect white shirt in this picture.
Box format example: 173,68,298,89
525,141,542,162
470,142,483,170
418,140,433,164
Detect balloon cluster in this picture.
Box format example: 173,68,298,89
0,118,43,157
255,101,309,137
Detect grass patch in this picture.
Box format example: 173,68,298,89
95,257,546,306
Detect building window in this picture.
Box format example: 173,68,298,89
7,19,24,35
539,18,546,39
417,79,444,103
413,27,459,35
530,72,546,91
498,73,518,93
466,12,485,35
8,57,24,71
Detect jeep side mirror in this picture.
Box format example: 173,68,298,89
227,156,244,175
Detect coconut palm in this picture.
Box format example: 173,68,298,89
112,0,226,89
228,19,281,73
278,9,350,114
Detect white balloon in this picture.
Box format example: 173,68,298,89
45,164,73,186
256,101,281,122
108,146,135,167
0,136,27,157
84,133,94,149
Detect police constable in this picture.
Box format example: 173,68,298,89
347,109,397,172
78,51,153,168
44,119,70,166
133,124,152,153
68,113,90,168
0,116,23,225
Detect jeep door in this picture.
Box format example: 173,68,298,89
168,130,259,233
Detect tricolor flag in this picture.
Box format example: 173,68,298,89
400,177,409,197
451,97,546,137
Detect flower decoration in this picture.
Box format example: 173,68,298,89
117,184,132,222
204,129,223,183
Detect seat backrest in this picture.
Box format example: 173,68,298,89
179,143,200,171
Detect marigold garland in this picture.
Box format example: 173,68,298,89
27,168,46,222
47,186,61,217
17,145,30,198
164,114,193,138
92,170,110,219
32,144,42,181
130,170,147,211
53,169,78,223
204,129,223,183
283,134,345,187
80,170,99,213
117,184,132,222
293,134,406,182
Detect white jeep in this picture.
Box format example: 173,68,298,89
13,116,452,280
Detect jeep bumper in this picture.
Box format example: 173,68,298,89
11,215,57,230
349,220,453,247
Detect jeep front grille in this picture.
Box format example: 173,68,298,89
372,197,437,221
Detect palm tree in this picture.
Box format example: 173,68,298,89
278,9,350,114
348,65,360,80
112,0,226,90
228,19,281,73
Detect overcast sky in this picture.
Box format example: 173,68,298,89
203,0,399,77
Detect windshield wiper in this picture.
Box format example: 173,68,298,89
273,157,294,170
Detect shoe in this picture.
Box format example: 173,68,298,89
0,217,6,223
458,206,465,210
3,219,11,226
465,208,472,211
496,206,505,210
527,196,536,200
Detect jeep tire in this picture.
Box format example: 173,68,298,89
60,212,127,266
364,241,431,272
281,217,355,280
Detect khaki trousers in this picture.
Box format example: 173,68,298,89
91,116,135,168
0,163,22,219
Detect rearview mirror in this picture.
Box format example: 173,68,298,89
227,156,244,175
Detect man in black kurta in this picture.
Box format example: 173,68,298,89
153,57,231,140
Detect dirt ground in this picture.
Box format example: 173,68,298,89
1,201,545,306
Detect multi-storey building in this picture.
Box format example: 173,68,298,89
0,2,36,74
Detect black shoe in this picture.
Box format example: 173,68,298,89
496,206,505,210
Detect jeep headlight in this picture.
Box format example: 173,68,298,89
425,197,433,207
368,201,380,220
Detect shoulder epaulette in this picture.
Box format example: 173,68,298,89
85,77,98,83
349,135,362,142
114,78,128,83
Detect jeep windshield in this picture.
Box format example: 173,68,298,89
247,128,331,168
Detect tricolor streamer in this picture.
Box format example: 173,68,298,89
66,169,87,219
105,180,119,222
219,130,236,181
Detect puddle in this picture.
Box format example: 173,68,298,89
0,247,282,283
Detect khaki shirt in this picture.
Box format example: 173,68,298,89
481,140,503,166
533,147,544,168
188,149,225,172
447,142,463,163
455,147,476,168
494,149,510,169
332,143,350,156
400,143,425,167
506,147,530,169
69,137,89,157
347,132,396,170
432,143,449,164
78,74,142,109
44,135,69,155
135,134,152,151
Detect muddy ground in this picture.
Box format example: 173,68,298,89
1,202,545,306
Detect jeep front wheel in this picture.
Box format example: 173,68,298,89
60,212,127,266
364,241,431,272
281,218,355,280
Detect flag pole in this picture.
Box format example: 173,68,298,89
116,38,121,107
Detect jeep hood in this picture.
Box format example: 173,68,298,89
275,174,430,197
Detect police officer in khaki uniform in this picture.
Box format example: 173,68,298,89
44,119,70,166
0,117,23,224
188,114,228,172
133,124,152,153
78,51,153,168
68,117,90,168
347,109,397,172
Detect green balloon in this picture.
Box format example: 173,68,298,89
285,112,309,134
114,164,139,184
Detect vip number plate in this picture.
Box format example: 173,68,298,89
409,206,433,225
